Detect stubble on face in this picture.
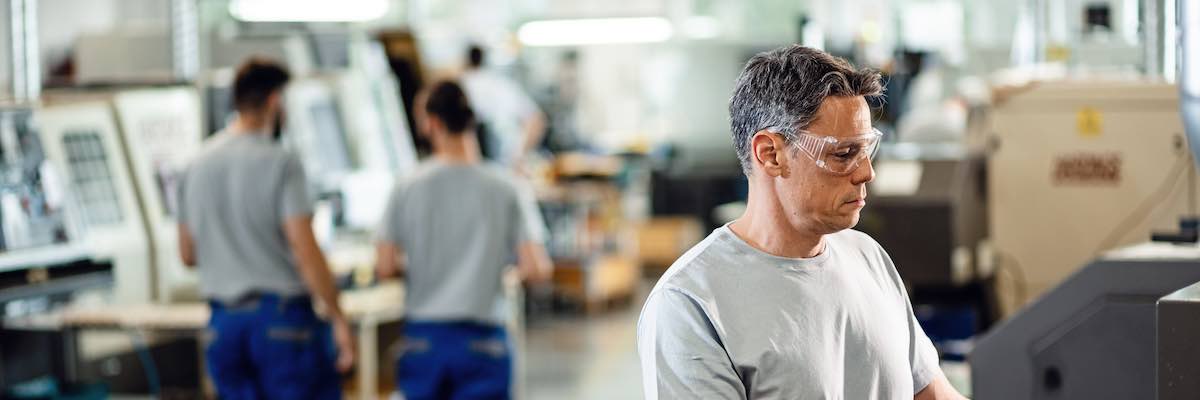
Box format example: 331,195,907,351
779,96,874,235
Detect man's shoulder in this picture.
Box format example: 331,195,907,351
474,163,531,197
406,160,447,180
649,228,735,296
399,161,521,196
192,133,291,167
830,229,884,252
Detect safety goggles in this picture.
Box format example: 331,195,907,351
765,127,883,175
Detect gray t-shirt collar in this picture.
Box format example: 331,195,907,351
715,224,833,270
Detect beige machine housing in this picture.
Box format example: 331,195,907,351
989,81,1199,316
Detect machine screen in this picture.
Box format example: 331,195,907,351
309,100,354,172
62,131,124,227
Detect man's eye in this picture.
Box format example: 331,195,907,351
832,147,860,159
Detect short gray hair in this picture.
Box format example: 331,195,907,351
728,45,883,175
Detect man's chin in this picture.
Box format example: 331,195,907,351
819,213,860,234
839,212,862,230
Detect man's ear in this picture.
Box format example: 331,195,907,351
266,91,283,115
750,130,788,178
421,116,441,139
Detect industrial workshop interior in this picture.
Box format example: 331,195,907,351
2,0,1200,399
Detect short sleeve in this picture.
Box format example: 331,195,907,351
509,178,547,246
279,153,314,219
867,233,944,394
504,78,540,121
637,288,746,400
375,182,406,246
909,313,942,394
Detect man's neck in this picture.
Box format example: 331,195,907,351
230,113,271,135
728,188,826,259
432,131,482,165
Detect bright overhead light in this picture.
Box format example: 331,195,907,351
518,17,674,46
229,0,389,22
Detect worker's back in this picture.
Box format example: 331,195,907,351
178,131,311,302
378,159,543,324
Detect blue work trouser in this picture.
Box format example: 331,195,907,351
396,320,511,400
205,294,341,400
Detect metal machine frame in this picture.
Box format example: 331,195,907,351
34,102,153,303
971,243,1200,399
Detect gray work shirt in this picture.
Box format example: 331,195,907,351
637,226,941,399
377,160,546,325
177,131,313,302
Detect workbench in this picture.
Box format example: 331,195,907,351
4,281,404,400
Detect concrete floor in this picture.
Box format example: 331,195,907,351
523,288,646,400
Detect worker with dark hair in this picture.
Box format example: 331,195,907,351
376,80,552,400
461,43,547,168
177,57,356,399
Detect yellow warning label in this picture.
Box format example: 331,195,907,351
1076,107,1102,138
1046,45,1071,62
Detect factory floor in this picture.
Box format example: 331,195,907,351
524,283,647,400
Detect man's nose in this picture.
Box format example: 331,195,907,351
851,156,875,185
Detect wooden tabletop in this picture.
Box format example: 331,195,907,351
5,281,405,331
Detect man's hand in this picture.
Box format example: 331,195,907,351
282,216,357,373
375,242,405,281
332,317,356,373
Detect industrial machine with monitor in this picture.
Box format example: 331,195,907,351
341,40,417,174
986,81,1199,316
0,106,114,316
283,77,357,191
971,80,1200,399
21,99,201,395
972,3,1200,398
109,87,205,302
281,39,418,233
33,86,207,304
31,102,153,304
325,58,418,228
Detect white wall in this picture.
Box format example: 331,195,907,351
38,0,169,79
1,3,11,99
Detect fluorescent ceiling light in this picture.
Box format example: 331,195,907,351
518,17,673,46
229,0,389,22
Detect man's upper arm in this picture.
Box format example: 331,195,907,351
876,240,948,396
174,169,194,267
910,314,943,395
177,223,196,267
509,179,547,247
914,373,967,400
279,154,314,219
638,288,745,400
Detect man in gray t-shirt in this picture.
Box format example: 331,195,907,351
376,80,551,400
637,46,967,400
177,58,354,399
